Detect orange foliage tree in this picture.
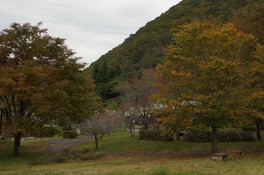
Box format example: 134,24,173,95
156,22,261,153
0,23,99,155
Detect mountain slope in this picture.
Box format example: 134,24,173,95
86,0,262,102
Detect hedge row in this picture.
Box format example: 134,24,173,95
139,130,173,141
63,130,78,138
182,130,255,142
242,126,256,132
31,127,60,137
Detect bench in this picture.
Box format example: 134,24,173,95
211,153,229,160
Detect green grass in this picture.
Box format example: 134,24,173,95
74,129,264,155
1,130,264,175
1,153,264,175
0,138,52,166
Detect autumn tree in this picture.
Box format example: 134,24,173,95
120,69,158,130
233,1,264,141
123,110,137,137
0,22,99,155
245,45,264,141
80,110,119,149
157,22,259,153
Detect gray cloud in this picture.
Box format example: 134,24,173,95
0,0,181,65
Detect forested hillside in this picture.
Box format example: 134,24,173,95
86,0,264,104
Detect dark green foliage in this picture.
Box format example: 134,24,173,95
242,126,257,132
62,131,78,139
182,130,212,142
86,0,262,102
218,131,255,142
233,0,264,44
31,127,60,138
97,80,120,100
139,130,173,141
182,130,255,142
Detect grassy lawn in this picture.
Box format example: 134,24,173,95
0,138,52,167
1,153,264,175
74,129,264,155
1,130,264,175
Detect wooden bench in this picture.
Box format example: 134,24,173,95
211,153,229,160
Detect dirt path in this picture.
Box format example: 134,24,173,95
45,135,92,152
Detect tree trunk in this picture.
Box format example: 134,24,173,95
211,126,218,154
129,127,135,137
0,113,2,135
144,120,148,130
128,123,135,137
176,132,181,141
94,134,98,149
256,118,262,141
13,133,21,156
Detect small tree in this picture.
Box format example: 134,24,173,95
81,110,119,149
120,69,158,130
124,109,139,137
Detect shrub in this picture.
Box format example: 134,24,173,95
63,130,78,138
239,131,255,142
182,130,255,142
218,131,240,142
242,125,256,132
182,130,211,142
139,130,173,141
218,131,255,142
43,127,60,137
31,126,60,137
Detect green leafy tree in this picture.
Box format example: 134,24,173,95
0,22,100,155
157,22,259,153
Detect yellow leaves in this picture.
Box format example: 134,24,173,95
251,91,264,98
2,122,26,136
157,116,174,124
155,21,261,131
170,70,191,77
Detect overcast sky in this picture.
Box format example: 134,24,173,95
0,0,181,65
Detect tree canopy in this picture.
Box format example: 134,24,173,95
156,22,259,153
0,22,100,155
